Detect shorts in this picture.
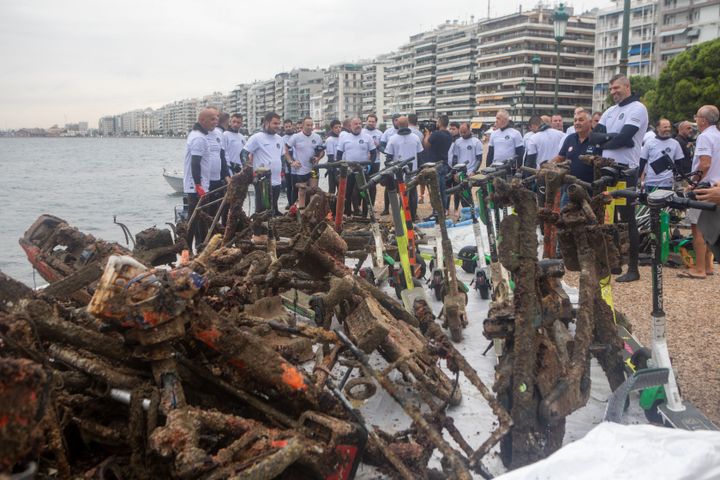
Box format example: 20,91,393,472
686,208,701,225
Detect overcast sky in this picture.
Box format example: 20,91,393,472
0,0,614,129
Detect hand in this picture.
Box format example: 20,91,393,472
291,160,301,169
195,184,206,197
694,183,720,205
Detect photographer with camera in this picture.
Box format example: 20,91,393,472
682,105,720,279
639,118,685,190
486,109,524,167
286,116,324,205
592,74,648,282
422,114,453,216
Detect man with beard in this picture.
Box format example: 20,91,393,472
324,119,342,195
593,74,648,282
223,114,246,173
337,117,377,217
243,112,286,216
639,118,685,190
676,120,695,175
282,119,295,209
449,122,483,215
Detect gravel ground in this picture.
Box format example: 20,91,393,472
565,267,720,426
373,183,719,426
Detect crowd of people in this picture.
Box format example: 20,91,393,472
182,74,720,282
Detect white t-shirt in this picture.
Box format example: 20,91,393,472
222,130,246,170
183,129,209,193
243,132,284,186
523,131,535,149
692,125,720,184
385,132,423,171
643,130,655,146
598,99,649,168
207,127,224,181
489,127,523,165
325,135,339,157
362,128,383,163
451,136,483,174
380,127,397,146
337,131,376,163
288,132,323,175
527,127,564,165
566,125,576,135
641,136,684,187
410,126,424,144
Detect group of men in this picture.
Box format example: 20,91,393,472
183,75,720,284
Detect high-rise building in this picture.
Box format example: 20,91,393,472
411,30,439,119
593,0,658,111
435,21,479,122
322,64,364,122
246,80,275,132
98,116,116,136
476,7,596,126
656,0,720,69
361,58,389,121
274,72,289,119
287,68,324,122
384,45,414,119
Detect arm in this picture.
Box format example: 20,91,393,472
639,157,647,183
486,146,494,167
369,149,377,163
514,145,525,160
191,155,203,186
336,150,344,161
220,151,230,181
524,153,537,169
423,130,431,150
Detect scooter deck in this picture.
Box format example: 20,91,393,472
617,324,645,370
604,368,669,423
658,402,719,431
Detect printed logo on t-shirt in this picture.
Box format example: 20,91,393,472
568,146,574,153
664,147,671,153
359,139,365,144
619,113,625,120
312,139,317,144
505,135,509,140
216,137,221,143
467,145,472,150
276,143,281,149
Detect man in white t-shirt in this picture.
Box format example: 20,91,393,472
337,117,377,217
223,114,246,174
385,116,423,221
593,74,649,282
684,105,720,279
243,112,286,215
362,114,383,215
523,115,542,152
487,109,524,166
551,114,564,132
408,113,428,206
323,119,342,196
183,108,218,251
450,122,483,175
525,121,565,168
639,118,684,189
287,117,324,204
281,119,295,210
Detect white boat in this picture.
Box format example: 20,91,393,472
163,168,184,194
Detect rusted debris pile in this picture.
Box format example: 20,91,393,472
483,167,628,469
1,166,510,480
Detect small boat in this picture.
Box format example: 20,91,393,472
163,168,184,194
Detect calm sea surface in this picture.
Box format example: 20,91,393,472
0,137,188,286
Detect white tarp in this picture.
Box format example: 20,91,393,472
496,422,720,480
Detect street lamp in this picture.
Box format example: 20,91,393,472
511,97,518,125
532,54,541,116
519,79,527,133
553,3,569,114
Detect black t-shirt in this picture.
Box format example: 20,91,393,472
428,130,453,164
559,133,599,183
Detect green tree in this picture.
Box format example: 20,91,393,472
653,38,720,123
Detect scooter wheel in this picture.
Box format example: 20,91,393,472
414,254,427,279
644,399,665,425
461,259,477,274
394,281,402,300
478,283,490,300
630,347,652,371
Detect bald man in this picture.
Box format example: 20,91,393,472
487,109,524,166
183,107,219,251
385,116,424,220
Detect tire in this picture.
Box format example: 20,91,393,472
644,399,665,425
478,283,490,300
461,259,476,274
476,271,490,300
630,347,652,371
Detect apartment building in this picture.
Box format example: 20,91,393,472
656,0,720,68
411,30,439,119
593,0,658,111
384,45,414,119
322,63,364,123
361,58,389,120
287,69,324,121
435,21,479,122
476,8,596,125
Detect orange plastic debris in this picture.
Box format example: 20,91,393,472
280,363,307,391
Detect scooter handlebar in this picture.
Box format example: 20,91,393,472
611,189,716,211
316,160,372,170
669,196,716,211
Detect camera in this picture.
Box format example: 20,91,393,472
419,119,437,133
649,154,674,175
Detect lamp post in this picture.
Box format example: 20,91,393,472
553,3,569,114
519,79,526,133
532,54,541,116
511,97,518,125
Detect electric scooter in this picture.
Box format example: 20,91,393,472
447,164,491,299
607,188,718,430
411,163,467,342
316,160,371,233
373,161,427,311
